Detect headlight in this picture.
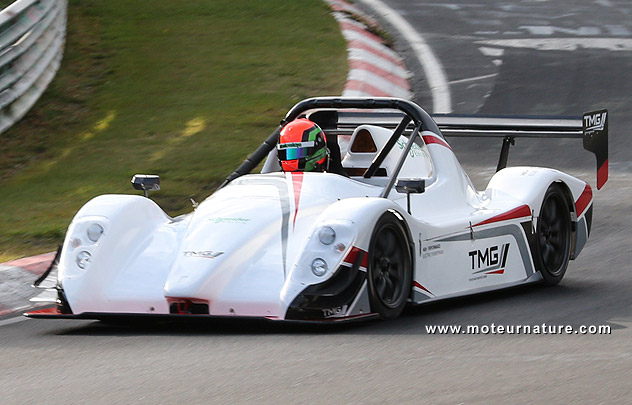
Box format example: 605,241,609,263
87,223,104,243
318,226,336,245
289,220,356,285
311,258,328,276
76,251,92,269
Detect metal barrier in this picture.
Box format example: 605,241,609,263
0,0,66,134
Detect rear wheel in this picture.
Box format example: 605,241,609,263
367,212,412,319
536,183,572,285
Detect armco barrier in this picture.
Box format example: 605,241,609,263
0,0,66,134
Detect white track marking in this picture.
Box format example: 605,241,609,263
449,73,498,85
478,46,505,57
479,38,632,51
357,0,452,113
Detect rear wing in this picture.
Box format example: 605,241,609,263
317,108,608,189
432,109,609,189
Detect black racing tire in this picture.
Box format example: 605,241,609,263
536,183,572,285
367,212,412,320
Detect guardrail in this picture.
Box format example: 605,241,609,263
0,0,66,134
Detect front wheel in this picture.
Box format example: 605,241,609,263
536,183,572,285
367,212,412,319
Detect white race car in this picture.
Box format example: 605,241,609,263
27,98,608,322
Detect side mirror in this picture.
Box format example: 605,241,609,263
131,174,160,198
395,178,425,214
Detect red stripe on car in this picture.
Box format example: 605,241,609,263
486,269,505,275
597,159,608,190
421,135,452,150
343,247,368,269
474,204,531,227
575,184,593,217
291,172,304,230
413,281,434,296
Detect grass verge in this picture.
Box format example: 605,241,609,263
0,0,347,261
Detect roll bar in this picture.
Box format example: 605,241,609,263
220,97,439,188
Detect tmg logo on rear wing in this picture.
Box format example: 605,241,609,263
583,111,607,133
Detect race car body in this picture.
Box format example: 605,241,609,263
27,98,607,322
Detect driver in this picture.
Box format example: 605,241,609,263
277,119,329,172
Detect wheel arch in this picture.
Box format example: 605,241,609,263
385,208,416,299
534,181,573,285
549,180,592,261
366,210,414,319
553,180,577,218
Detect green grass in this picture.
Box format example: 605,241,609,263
0,0,347,261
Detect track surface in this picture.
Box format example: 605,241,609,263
2,1,631,403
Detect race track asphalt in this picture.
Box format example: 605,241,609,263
2,0,631,403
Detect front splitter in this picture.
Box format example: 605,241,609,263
24,306,379,324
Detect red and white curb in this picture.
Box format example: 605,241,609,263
0,1,412,320
326,0,412,99
0,252,55,318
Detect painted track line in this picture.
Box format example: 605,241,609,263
449,73,498,85
357,0,452,113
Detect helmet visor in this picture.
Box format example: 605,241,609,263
277,141,315,161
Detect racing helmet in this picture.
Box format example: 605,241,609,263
277,119,328,172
